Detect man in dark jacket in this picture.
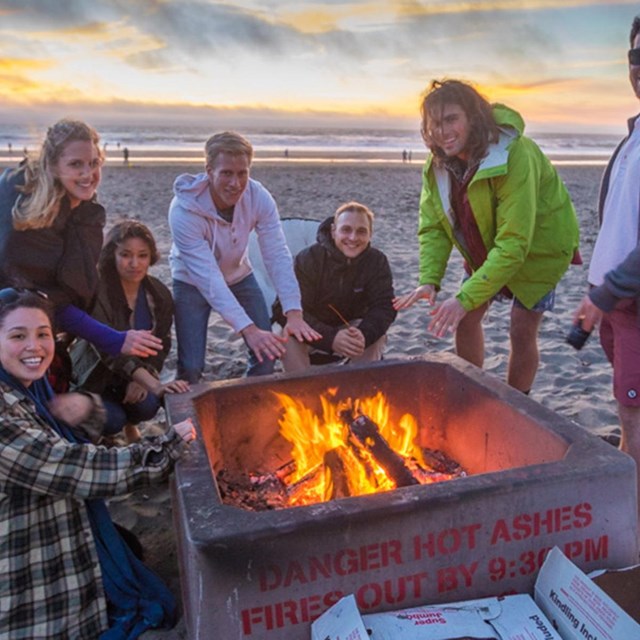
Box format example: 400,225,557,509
573,14,640,522
276,201,396,371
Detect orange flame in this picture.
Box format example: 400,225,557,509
274,389,427,505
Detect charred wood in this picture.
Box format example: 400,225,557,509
323,447,352,499
340,409,420,488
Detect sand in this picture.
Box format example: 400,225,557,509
2,157,619,638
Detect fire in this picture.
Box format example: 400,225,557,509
274,389,431,506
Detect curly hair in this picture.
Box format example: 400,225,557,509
98,220,159,279
420,79,499,166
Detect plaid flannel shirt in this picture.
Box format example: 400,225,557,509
0,381,186,638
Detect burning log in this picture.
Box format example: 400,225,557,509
340,410,420,488
286,463,325,505
323,447,352,499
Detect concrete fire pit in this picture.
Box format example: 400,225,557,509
166,354,638,640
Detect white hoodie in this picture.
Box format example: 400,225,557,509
168,172,301,333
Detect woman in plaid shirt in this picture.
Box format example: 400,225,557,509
0,289,196,638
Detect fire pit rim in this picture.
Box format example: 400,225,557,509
167,353,634,548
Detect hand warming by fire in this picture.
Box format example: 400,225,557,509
217,389,465,510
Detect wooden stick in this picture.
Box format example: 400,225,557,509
328,303,350,328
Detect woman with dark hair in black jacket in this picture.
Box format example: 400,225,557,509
71,220,189,440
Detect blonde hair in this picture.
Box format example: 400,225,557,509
334,201,374,232
13,119,102,230
204,131,253,167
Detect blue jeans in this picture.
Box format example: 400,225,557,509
173,274,275,383
102,384,162,435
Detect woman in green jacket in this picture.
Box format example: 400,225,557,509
395,80,579,393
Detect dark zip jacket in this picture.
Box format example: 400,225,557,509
70,267,174,393
0,166,105,310
274,216,396,353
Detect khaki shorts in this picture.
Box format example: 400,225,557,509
599,299,640,407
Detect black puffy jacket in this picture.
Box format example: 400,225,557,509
274,216,396,353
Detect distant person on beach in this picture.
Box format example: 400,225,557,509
0,119,162,361
7,142,12,155
394,79,580,393
572,15,640,514
123,146,129,164
168,130,320,382
70,221,189,442
0,288,196,638
273,202,396,371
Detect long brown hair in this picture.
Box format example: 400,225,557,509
420,79,499,166
13,119,102,230
98,220,159,280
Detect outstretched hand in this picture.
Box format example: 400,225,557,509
173,417,197,443
427,297,467,337
241,324,286,363
160,379,191,395
283,310,321,343
121,330,163,357
393,284,437,310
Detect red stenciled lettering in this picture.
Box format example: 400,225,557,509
533,508,555,535
308,554,332,581
512,513,533,540
259,540,405,593
382,539,403,566
490,519,511,544
585,535,608,562
360,543,382,570
556,505,573,531
405,572,429,599
357,581,383,609
335,548,359,575
564,534,609,563
283,560,308,587
242,607,265,635
323,590,344,609
437,562,478,593
259,564,281,591
300,594,323,622
352,540,404,572
275,600,299,628
413,523,481,559
491,503,594,545
574,502,592,528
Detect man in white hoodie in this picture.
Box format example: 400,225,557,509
168,131,320,382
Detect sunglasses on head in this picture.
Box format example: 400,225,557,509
629,48,640,66
0,287,49,305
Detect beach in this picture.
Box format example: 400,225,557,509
1,157,618,638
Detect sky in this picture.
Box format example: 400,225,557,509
0,0,638,133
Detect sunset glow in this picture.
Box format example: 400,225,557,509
0,0,638,132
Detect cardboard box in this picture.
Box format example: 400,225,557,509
312,593,562,640
312,547,640,640
590,563,640,623
534,546,640,640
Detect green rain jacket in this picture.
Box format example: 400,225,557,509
418,104,580,311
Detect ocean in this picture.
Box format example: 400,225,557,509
0,123,622,165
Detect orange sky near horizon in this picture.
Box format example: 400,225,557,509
0,1,638,132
